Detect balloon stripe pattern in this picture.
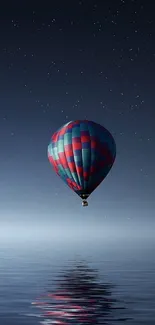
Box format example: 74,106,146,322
48,120,116,198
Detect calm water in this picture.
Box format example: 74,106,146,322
0,239,155,324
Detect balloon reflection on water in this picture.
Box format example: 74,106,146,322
31,262,129,324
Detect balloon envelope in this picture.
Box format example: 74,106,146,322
48,120,116,200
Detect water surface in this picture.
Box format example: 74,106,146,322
0,238,155,324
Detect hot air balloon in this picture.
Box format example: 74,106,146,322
48,120,116,206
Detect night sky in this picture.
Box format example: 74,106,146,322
0,1,155,240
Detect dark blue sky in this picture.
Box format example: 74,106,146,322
0,1,154,238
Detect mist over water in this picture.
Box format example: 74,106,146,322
1,214,155,241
